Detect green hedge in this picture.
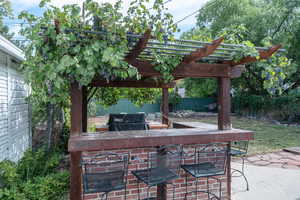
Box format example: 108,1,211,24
233,94,300,121
0,148,69,200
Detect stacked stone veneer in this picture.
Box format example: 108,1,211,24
83,144,228,200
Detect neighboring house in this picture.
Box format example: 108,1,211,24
0,35,31,162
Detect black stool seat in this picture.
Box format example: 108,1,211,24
142,198,156,200
181,162,224,178
83,171,125,194
132,167,178,186
230,149,246,156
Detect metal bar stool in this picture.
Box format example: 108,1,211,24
81,152,129,200
230,140,249,191
181,143,228,200
131,145,183,200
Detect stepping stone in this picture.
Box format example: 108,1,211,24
283,147,300,155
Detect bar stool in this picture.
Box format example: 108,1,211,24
230,140,249,191
131,145,183,200
81,152,129,200
181,143,228,200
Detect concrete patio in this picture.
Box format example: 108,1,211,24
232,151,300,200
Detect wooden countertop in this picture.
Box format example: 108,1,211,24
68,122,254,152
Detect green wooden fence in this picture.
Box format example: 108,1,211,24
96,98,216,115
173,98,216,112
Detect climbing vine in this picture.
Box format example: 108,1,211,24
181,25,293,96
19,0,180,108
152,53,182,83
19,0,289,116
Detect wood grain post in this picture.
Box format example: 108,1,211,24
218,77,232,200
70,82,83,200
162,88,169,125
82,86,88,133
157,184,167,200
227,142,232,200
217,77,231,130
157,146,167,200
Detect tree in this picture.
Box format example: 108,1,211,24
181,0,299,97
0,0,13,39
183,78,217,98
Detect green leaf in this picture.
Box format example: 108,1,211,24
60,55,76,67
102,47,114,62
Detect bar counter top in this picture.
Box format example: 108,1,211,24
68,122,254,152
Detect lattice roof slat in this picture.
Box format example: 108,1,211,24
44,27,285,81
58,28,285,63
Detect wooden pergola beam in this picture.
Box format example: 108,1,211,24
182,37,224,63
173,63,244,78
127,58,245,78
125,29,152,60
224,45,282,66
90,80,176,88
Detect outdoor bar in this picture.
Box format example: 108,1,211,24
67,29,283,200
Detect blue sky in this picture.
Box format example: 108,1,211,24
6,0,209,39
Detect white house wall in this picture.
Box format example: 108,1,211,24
0,51,9,161
0,50,30,162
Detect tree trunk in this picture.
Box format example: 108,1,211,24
46,83,55,150
46,103,54,150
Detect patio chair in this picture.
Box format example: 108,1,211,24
181,143,228,200
230,140,249,191
131,145,183,200
81,152,129,200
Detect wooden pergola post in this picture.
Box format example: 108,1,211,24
70,81,83,200
158,88,169,200
218,77,231,130
162,88,169,125
82,86,88,133
217,77,232,200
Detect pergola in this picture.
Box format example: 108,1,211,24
68,29,283,200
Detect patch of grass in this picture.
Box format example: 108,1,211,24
171,116,300,155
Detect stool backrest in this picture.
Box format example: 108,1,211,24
183,143,228,173
231,140,249,153
148,145,183,175
81,152,129,194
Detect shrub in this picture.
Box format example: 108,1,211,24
0,161,19,188
233,94,300,121
17,148,62,181
0,148,69,200
21,171,69,200
0,187,27,200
